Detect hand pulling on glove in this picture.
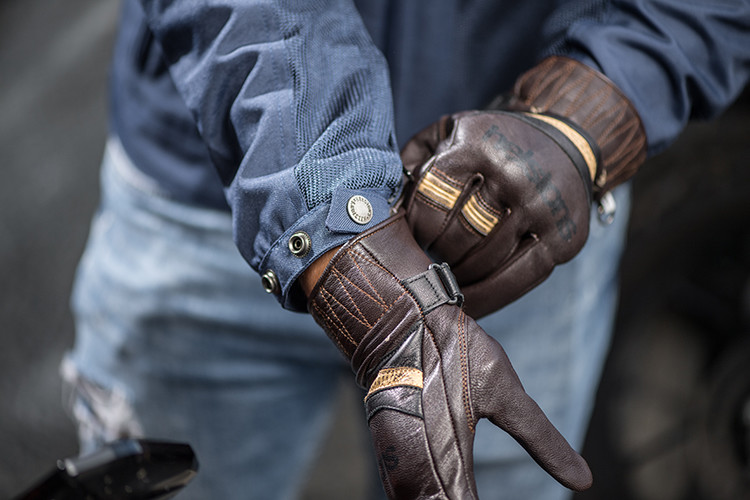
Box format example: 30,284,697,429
401,56,647,319
304,212,592,499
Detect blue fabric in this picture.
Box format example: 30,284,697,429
67,143,347,499
125,0,404,309
67,139,630,499
113,0,750,309
551,0,750,155
109,0,226,209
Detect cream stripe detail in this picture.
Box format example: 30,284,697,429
461,194,499,236
417,170,461,209
366,367,424,400
525,113,598,181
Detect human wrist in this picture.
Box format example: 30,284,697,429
299,246,340,297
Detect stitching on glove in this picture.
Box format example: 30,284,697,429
461,193,500,236
347,249,390,306
315,288,359,347
422,321,475,494
457,310,474,433
328,266,374,329
348,247,394,280
416,194,452,215
310,301,352,354
416,169,463,210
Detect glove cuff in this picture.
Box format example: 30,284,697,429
307,213,439,387
510,56,647,196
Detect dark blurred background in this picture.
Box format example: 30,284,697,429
1,0,117,494
1,0,748,498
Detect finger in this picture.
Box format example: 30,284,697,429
458,237,552,319
473,337,593,491
490,392,593,491
426,182,513,267
400,114,455,174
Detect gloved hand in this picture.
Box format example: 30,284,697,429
400,56,647,319
306,212,592,499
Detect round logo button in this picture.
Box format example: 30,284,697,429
347,195,373,225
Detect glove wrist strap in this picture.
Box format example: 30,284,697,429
402,263,464,314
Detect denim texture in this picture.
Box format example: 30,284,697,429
68,141,347,499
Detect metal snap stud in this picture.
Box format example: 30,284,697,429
261,270,280,294
347,195,373,225
288,231,312,258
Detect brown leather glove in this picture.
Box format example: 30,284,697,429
401,56,647,319
500,56,647,197
307,212,592,499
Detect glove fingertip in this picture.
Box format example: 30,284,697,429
555,454,593,492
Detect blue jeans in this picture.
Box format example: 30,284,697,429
64,138,630,499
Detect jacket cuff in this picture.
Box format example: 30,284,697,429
259,186,396,311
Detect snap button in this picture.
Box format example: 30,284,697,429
347,195,373,225
288,231,312,258
261,270,280,294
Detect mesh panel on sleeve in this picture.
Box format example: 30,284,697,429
542,0,609,56
280,4,402,210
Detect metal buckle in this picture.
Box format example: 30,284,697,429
430,263,465,308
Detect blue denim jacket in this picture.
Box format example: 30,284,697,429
111,0,750,310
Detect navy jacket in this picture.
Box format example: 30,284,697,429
110,0,750,310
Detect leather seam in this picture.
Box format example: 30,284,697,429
328,267,374,329
415,192,450,211
458,310,474,433
424,320,477,499
343,252,388,309
311,297,355,353
472,191,503,218
318,286,361,342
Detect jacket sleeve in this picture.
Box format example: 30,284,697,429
542,0,750,155
136,0,403,310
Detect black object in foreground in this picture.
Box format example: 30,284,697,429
13,439,198,500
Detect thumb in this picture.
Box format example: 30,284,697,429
471,333,593,491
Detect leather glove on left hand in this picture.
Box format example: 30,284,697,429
401,56,647,319
307,212,592,499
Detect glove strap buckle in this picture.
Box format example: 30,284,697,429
403,263,465,314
